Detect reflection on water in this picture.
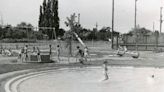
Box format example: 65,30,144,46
19,67,164,92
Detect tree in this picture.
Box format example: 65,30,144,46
52,0,59,38
38,0,60,39
58,28,65,37
124,27,152,44
64,13,80,56
38,6,43,29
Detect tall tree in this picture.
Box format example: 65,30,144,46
38,6,43,29
52,0,59,39
38,0,59,39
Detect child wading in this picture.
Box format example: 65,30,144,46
20,47,25,62
36,47,41,62
102,61,109,80
24,45,29,62
84,46,89,62
56,45,61,62
75,46,84,64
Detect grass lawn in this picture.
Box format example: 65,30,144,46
0,40,164,74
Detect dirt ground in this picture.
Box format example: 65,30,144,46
0,41,164,72
0,41,164,75
0,48,164,74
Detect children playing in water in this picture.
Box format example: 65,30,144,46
102,60,109,80
19,45,28,62
75,46,84,64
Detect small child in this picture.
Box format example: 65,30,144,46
102,61,109,80
20,47,25,62
24,45,29,62
36,47,41,62
32,46,37,54
75,46,84,64
56,45,61,62
84,46,89,62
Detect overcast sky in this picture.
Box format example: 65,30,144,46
0,0,164,33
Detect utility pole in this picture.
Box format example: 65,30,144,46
0,13,3,26
111,0,114,49
95,22,98,30
160,7,163,33
134,0,137,29
134,0,138,51
78,13,80,25
153,22,155,32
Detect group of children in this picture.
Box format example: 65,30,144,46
19,45,29,62
75,46,89,64
18,43,90,63
0,49,12,56
19,45,61,63
19,45,46,62
18,45,109,80
75,46,109,80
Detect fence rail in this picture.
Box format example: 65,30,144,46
114,44,164,51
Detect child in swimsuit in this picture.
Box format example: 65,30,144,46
84,46,89,62
102,61,109,80
36,47,41,62
75,46,84,64
56,45,61,62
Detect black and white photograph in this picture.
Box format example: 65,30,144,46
0,0,164,92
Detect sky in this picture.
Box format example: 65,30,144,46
0,0,164,33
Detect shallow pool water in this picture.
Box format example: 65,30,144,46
18,67,164,92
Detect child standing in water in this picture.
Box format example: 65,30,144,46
56,45,61,62
20,47,25,62
24,45,29,62
84,46,89,62
36,47,41,62
102,61,109,80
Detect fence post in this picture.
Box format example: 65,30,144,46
145,35,148,50
155,31,159,51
